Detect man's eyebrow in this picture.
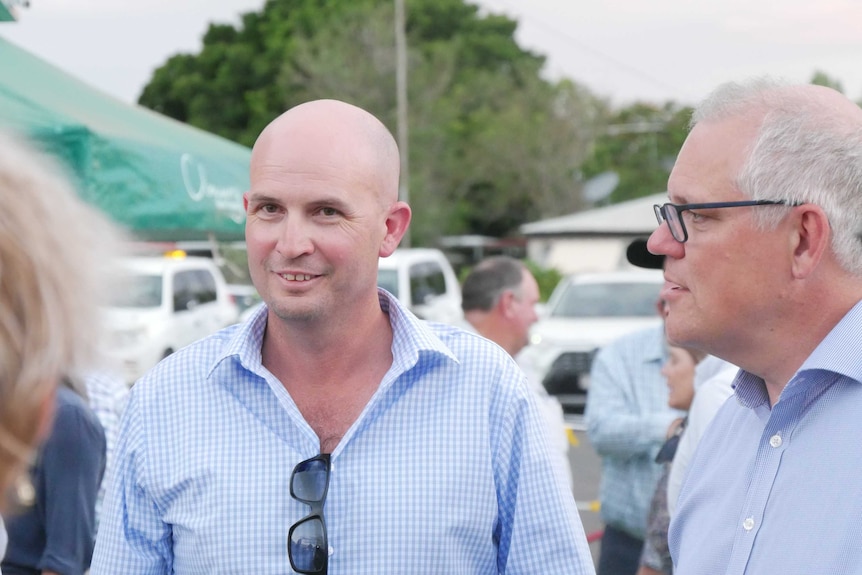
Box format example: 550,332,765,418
246,192,281,204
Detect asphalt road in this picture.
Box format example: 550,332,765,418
566,417,604,568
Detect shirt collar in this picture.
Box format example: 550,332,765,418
734,297,862,409
206,288,460,381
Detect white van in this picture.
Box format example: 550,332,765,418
103,254,240,384
377,248,462,324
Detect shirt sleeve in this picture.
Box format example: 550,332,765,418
39,396,106,575
89,389,173,575
585,339,676,457
489,360,595,574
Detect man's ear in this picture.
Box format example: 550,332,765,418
790,204,830,279
497,290,517,318
379,201,412,257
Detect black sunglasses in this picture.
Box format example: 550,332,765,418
654,199,797,243
288,453,331,574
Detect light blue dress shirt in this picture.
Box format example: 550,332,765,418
585,325,683,539
90,290,594,574
669,299,862,575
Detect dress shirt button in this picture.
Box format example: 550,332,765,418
743,517,755,531
769,434,782,448
328,545,334,556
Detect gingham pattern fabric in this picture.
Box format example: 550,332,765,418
91,290,595,574
670,299,862,575
584,325,684,539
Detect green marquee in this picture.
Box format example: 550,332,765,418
0,36,250,241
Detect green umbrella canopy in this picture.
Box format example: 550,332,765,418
0,36,251,241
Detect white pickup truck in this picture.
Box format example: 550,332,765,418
377,248,462,325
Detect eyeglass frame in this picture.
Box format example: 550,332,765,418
653,199,799,243
288,453,331,575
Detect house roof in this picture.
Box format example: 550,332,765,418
520,192,667,237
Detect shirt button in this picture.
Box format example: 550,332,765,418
769,434,782,448
743,517,755,531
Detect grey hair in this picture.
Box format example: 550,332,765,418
461,256,526,312
692,77,862,276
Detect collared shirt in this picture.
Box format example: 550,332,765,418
585,325,683,539
669,299,862,575
91,290,594,574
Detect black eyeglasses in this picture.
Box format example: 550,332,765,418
654,200,797,243
288,453,331,574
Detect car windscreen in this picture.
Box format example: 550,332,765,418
111,272,163,308
551,282,661,318
377,269,399,299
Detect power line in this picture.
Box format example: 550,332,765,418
477,0,681,96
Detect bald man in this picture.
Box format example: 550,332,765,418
92,100,595,574
647,79,862,574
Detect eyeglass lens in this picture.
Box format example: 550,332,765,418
655,204,685,242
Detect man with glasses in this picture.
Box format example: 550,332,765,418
648,77,862,574
91,99,595,574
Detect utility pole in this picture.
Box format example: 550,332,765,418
394,0,410,247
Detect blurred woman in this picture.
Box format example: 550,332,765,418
0,130,123,556
636,345,705,575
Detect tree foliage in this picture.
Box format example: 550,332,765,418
579,101,692,204
138,0,605,245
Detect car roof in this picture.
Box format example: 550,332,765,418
564,270,664,284
378,248,446,268
120,255,219,273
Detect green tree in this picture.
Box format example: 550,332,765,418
580,101,691,203
138,0,604,245
810,70,844,93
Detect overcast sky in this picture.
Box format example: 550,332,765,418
2,0,861,107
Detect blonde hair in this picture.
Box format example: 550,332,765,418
0,130,125,508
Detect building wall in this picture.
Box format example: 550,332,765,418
527,237,642,274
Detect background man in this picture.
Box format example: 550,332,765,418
460,256,572,488
649,77,862,574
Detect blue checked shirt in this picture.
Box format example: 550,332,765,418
670,299,862,575
90,290,595,574
584,325,683,539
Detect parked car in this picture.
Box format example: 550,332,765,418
377,248,462,324
103,253,240,385
227,283,262,316
518,270,664,416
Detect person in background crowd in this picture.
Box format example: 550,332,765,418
2,379,106,575
92,99,595,574
0,130,122,568
636,344,705,575
664,355,736,517
584,238,684,575
460,256,573,489
649,77,862,574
